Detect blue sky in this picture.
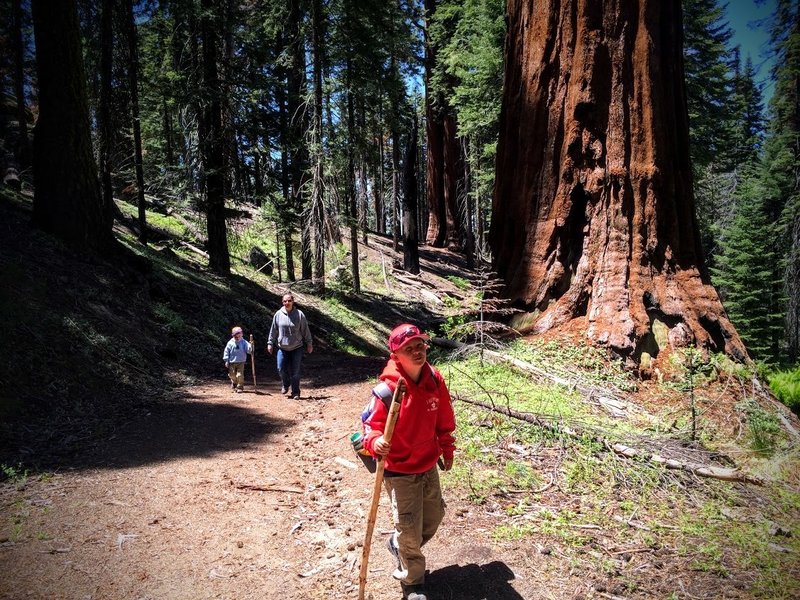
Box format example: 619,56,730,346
725,0,775,101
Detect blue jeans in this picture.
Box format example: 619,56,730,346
277,346,304,396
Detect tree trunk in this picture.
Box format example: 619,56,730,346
163,96,175,166
392,128,401,252
782,1,800,362
97,0,114,216
125,0,148,245
346,66,361,293
286,0,311,281
188,0,205,199
311,0,326,288
222,0,236,200
461,138,475,268
403,120,420,274
12,0,31,172
441,113,463,249
359,162,369,245
375,97,386,235
31,0,113,252
424,95,445,245
200,0,230,274
274,43,296,282
490,0,747,363
423,0,465,250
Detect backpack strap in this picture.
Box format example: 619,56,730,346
428,365,440,388
372,382,394,411
373,371,439,409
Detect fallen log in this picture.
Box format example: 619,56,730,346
607,442,764,486
457,395,764,486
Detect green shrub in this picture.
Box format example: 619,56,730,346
769,366,800,413
736,399,781,454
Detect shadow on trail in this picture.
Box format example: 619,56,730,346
94,398,295,469
60,350,382,471
247,351,385,395
426,561,524,600
20,393,295,472
0,198,441,475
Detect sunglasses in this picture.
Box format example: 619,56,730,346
394,326,420,344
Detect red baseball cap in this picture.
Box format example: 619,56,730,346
388,323,430,352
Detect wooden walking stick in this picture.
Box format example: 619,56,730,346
358,378,406,600
249,334,257,391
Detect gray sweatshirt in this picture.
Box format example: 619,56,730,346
223,338,252,364
267,307,313,351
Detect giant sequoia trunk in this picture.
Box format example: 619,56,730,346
490,0,747,362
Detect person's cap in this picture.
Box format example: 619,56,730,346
231,326,243,336
388,323,430,352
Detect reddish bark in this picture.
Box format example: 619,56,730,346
424,98,446,246
424,0,465,249
490,0,747,362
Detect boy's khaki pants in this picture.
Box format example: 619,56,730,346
383,465,445,586
228,362,246,388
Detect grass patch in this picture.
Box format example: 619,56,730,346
511,338,637,392
445,275,471,290
317,294,385,354
116,200,192,240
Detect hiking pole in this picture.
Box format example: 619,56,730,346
250,334,257,391
358,378,406,600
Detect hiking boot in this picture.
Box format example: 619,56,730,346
291,394,300,400
401,583,427,600
281,387,288,394
387,532,406,579
236,387,243,393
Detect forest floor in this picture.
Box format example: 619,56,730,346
0,358,563,600
1,192,799,599
6,356,791,600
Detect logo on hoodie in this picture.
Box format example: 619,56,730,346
426,397,439,412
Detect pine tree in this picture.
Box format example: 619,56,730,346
431,0,504,259
682,0,746,271
712,173,785,363
682,0,735,171
729,53,765,165
764,0,800,361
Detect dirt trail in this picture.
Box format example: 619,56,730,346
0,353,543,600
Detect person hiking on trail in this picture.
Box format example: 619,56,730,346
223,326,252,393
361,323,456,600
266,292,313,399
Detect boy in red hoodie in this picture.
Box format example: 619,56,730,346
363,324,456,600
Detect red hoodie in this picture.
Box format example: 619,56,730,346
363,359,456,474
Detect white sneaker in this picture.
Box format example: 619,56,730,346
387,532,408,580
401,583,427,600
